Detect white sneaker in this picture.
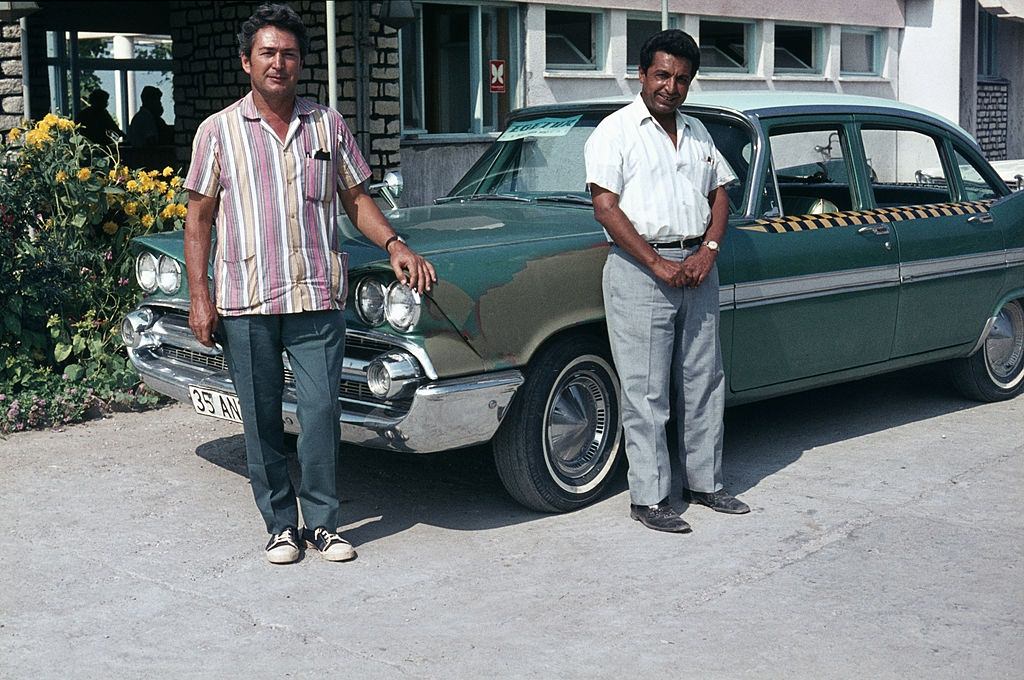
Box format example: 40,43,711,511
302,526,356,562
265,527,301,564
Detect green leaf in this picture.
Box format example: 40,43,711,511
53,342,72,362
70,213,86,228
63,364,84,382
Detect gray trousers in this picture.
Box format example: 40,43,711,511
603,245,725,506
219,310,346,534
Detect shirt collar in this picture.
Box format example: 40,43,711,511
627,92,689,131
239,92,316,121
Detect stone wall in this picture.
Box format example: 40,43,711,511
0,22,23,131
976,79,1008,161
168,0,400,178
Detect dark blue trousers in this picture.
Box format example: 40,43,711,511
219,310,346,534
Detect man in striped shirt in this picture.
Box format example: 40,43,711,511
184,3,435,565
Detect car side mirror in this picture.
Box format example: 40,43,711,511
369,170,404,210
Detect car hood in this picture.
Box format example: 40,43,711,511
340,202,601,269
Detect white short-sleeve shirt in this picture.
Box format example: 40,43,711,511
584,94,736,243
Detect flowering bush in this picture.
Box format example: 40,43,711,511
1,113,185,433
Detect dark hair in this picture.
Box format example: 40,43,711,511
87,89,109,106
238,3,310,59
140,85,162,105
639,29,700,74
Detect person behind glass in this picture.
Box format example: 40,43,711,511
584,29,750,534
183,3,436,564
75,89,124,147
126,85,172,148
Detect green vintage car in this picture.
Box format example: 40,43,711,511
122,92,1024,512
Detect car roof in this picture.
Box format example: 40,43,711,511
514,91,962,134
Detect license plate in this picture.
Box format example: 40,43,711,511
188,385,244,424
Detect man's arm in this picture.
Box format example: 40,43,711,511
338,183,436,293
591,185,685,287
184,190,219,347
680,184,730,288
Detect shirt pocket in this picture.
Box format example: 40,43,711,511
329,250,349,307
304,155,337,203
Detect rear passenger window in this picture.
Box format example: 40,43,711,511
860,127,953,206
770,127,854,216
953,149,1000,201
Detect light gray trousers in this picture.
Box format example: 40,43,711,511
603,245,725,506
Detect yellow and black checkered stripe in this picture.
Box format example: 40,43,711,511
742,199,996,234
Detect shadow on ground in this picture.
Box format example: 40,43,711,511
196,364,981,543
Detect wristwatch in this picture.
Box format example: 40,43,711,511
702,240,719,252
384,234,406,253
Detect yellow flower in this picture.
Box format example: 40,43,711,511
6,128,20,143
24,128,53,148
141,214,155,228
102,221,118,235
125,179,139,191
77,167,91,181
41,113,59,127
157,181,168,193
175,204,188,218
124,201,138,215
170,176,183,188
164,189,175,201
56,118,75,131
162,166,174,177
160,204,176,219
55,170,68,183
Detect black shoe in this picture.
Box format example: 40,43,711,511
630,500,692,533
301,526,356,562
683,489,750,514
265,526,301,564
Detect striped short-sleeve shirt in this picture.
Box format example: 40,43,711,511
184,92,371,316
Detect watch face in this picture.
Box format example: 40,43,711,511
705,240,719,250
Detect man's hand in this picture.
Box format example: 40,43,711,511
189,295,220,347
388,240,436,294
681,246,716,288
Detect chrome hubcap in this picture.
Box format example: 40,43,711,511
547,373,608,479
984,300,1024,388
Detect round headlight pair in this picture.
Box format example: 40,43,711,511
135,252,182,295
355,278,422,332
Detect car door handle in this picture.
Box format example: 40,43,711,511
857,225,890,236
967,213,994,224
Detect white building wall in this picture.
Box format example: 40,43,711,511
898,0,963,124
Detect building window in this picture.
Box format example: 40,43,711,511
700,18,754,73
840,28,881,75
45,31,173,129
627,14,674,70
546,9,603,70
978,10,998,77
774,24,822,73
401,2,520,135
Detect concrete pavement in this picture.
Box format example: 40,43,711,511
1,366,1021,679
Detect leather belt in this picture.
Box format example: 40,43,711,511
650,237,702,249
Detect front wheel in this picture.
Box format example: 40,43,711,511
951,298,1024,402
493,335,623,512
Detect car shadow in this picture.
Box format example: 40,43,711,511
196,364,982,544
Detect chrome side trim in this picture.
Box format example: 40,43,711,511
719,284,736,311
734,265,900,309
900,252,1008,282
1006,247,1024,266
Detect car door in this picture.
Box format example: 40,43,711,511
728,117,900,392
853,117,1007,357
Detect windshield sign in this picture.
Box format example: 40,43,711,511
498,115,583,141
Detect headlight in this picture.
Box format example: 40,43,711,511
120,308,155,349
355,278,387,326
366,351,423,399
135,252,158,293
385,281,422,332
157,255,182,294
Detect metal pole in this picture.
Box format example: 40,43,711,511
19,16,29,119
326,0,337,111
661,0,668,30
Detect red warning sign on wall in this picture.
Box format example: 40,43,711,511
489,59,506,94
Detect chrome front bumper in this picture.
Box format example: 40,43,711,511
129,345,523,452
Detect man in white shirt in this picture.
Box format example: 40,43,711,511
584,29,749,533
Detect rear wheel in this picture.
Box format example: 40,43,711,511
493,335,623,512
951,298,1024,402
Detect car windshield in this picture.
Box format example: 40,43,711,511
446,108,754,214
